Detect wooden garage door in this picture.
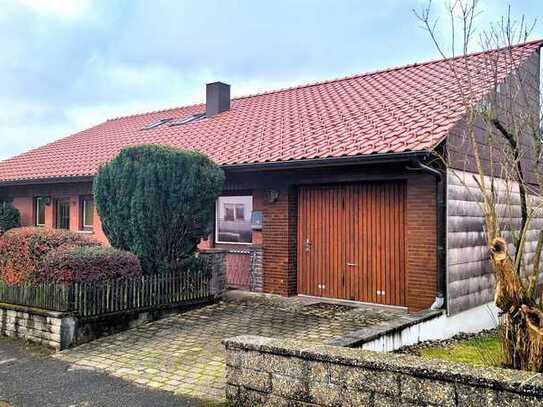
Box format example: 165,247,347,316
297,183,406,306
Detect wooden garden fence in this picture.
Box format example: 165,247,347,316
0,270,213,318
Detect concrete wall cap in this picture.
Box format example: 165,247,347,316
223,335,543,397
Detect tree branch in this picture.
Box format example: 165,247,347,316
492,118,529,268
527,230,543,300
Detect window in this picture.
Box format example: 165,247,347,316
81,197,94,230
223,203,245,222
35,197,46,226
224,204,235,221
216,196,253,244
55,199,70,230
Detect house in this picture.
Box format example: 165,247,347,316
0,40,541,326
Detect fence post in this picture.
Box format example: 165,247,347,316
200,249,226,299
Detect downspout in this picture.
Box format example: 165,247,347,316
406,159,447,310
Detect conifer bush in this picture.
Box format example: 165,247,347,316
94,145,224,274
0,203,20,233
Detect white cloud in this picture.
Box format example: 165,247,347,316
16,0,92,20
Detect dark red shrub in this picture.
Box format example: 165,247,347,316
42,246,142,283
0,227,99,284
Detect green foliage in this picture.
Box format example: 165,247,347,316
0,203,20,233
419,335,503,367
94,145,224,274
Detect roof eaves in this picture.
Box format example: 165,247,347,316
223,150,433,172
0,175,95,187
0,151,435,185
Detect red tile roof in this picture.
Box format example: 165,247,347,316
0,40,541,183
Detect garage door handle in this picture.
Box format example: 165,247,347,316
346,263,357,267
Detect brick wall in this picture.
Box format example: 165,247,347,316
12,196,33,226
224,335,543,406
258,175,437,308
406,174,437,311
262,186,297,296
2,182,108,245
2,170,438,310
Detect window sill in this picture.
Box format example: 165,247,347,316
214,242,262,249
76,230,94,235
215,241,253,246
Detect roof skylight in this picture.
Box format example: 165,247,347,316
141,118,173,130
169,113,206,126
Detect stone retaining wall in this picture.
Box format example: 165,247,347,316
0,303,75,350
223,335,543,406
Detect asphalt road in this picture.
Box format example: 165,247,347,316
0,337,218,407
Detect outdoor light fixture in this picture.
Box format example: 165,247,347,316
265,189,280,203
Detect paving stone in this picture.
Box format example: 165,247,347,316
54,297,396,402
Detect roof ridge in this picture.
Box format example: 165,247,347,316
232,38,543,100
105,38,542,123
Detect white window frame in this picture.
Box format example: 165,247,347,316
215,195,253,245
35,197,46,227
81,197,94,230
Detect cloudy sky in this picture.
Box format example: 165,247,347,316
0,0,541,160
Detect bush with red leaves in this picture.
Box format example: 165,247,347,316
42,246,142,283
0,227,99,284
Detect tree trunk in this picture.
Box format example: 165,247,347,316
491,237,543,372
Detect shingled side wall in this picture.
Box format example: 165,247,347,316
447,169,543,314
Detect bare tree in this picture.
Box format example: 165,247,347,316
415,0,543,371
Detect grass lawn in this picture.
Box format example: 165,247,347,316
418,335,504,367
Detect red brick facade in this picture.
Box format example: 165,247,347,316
1,182,107,244
255,176,437,310
2,171,438,312
405,175,437,311
261,186,297,296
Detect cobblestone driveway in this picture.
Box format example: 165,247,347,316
54,295,396,403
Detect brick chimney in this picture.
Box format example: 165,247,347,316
206,82,230,117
